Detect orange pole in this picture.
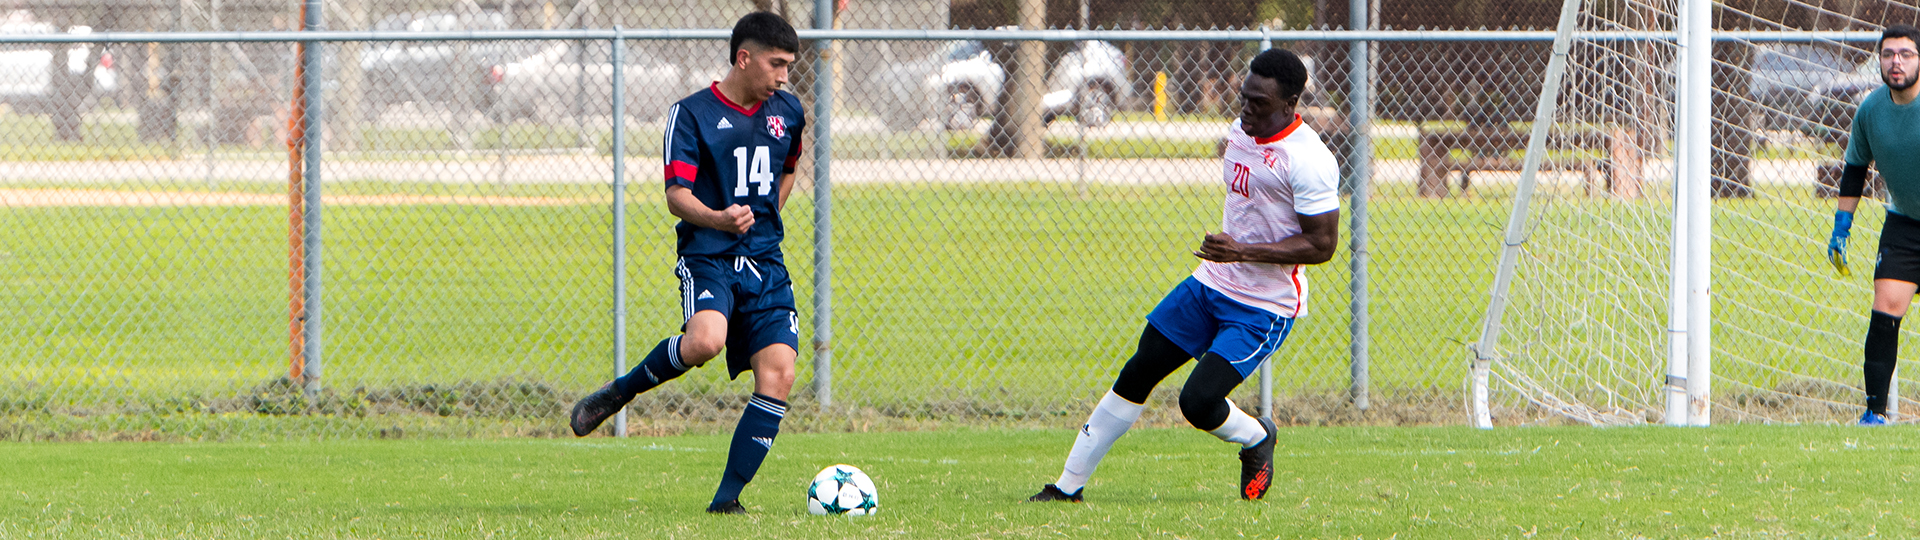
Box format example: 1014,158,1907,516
287,2,310,382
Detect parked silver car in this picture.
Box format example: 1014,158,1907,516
1806,58,1880,142
1748,43,1858,131
869,40,1005,131
868,40,1128,132
359,11,523,119
486,41,688,124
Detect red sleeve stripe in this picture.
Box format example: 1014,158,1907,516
666,160,698,182
783,139,804,169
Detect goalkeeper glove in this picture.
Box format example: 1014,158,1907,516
1830,210,1853,276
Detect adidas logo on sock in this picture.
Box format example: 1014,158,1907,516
753,437,774,449
643,367,659,384
717,118,733,129
698,290,715,300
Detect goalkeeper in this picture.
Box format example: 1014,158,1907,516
1829,24,1920,425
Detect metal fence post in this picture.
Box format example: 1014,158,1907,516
299,0,326,396
205,0,219,186
1346,0,1373,412
1258,30,1275,420
811,0,836,410
611,29,629,438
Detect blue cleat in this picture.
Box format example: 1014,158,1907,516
1859,409,1890,426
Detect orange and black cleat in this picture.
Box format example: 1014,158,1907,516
1238,417,1277,500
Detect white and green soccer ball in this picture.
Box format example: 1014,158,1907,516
806,464,878,516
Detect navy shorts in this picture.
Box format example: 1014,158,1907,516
676,255,800,379
1144,277,1296,378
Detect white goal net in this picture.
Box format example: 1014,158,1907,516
1472,0,1919,425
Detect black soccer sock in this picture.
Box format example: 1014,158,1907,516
712,393,786,506
614,337,690,396
1865,311,1902,414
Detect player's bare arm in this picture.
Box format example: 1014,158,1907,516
1193,210,1339,265
779,172,795,208
667,186,754,235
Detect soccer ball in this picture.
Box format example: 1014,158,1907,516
806,464,878,516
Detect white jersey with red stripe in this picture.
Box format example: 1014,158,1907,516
1191,115,1341,318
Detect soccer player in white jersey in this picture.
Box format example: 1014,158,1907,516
1029,48,1339,502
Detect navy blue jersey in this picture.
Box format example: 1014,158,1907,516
664,83,806,262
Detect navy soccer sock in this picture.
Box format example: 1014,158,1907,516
1865,311,1902,414
712,393,787,506
613,337,691,396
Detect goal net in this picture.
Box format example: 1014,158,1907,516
1472,0,1918,426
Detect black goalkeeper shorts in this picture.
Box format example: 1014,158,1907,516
1875,211,1920,284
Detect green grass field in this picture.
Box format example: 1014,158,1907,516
3,426,1916,538
0,175,1882,437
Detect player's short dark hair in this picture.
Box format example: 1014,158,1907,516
1248,48,1308,100
729,11,799,65
1881,24,1920,51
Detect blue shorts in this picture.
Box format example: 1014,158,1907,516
676,255,800,379
1144,277,1296,378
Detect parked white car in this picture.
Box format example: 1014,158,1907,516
870,40,1131,132
487,41,686,124
1040,40,1130,128
0,20,119,116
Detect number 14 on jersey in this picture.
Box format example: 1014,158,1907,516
733,146,775,197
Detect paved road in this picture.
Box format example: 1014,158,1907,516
0,108,1828,189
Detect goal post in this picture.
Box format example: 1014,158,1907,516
1469,0,1588,429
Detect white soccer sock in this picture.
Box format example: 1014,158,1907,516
1054,391,1145,494
1207,399,1268,448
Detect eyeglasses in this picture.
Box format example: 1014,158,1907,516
1881,50,1918,61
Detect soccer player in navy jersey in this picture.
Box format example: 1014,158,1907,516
567,12,806,514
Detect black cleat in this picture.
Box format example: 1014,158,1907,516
1027,484,1084,503
568,382,634,437
706,499,747,514
1238,417,1277,500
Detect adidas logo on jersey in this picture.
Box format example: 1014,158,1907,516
717,118,734,129
698,290,715,300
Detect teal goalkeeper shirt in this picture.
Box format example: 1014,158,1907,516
1845,86,1920,216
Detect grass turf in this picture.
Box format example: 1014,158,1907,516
0,181,1491,405
2,425,1916,538
0,178,1882,435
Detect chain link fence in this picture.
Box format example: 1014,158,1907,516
1,9,1899,439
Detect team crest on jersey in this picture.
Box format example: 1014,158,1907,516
767,116,788,139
